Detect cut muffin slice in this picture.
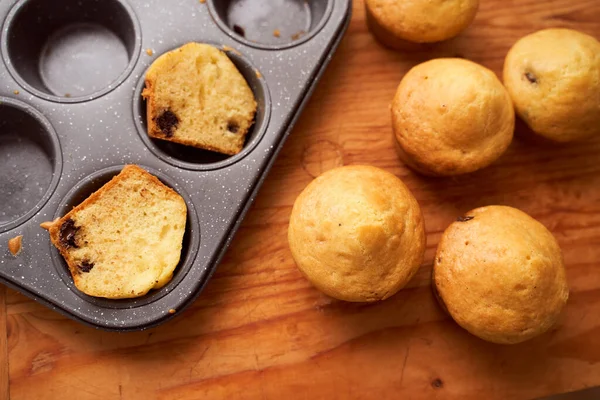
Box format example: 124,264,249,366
142,42,257,155
48,165,187,299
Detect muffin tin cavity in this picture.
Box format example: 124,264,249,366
2,0,141,102
50,165,200,309
0,98,61,233
133,47,271,171
208,0,332,49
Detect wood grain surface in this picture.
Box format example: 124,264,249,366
4,0,600,399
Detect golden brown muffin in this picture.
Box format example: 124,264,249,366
433,206,569,344
392,58,515,176
365,0,478,48
503,29,600,142
48,165,187,299
143,43,257,155
288,165,426,302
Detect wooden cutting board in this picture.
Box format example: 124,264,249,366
3,1,600,399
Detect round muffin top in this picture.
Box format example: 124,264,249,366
503,28,600,142
288,165,426,302
366,0,479,43
392,58,514,176
433,206,569,344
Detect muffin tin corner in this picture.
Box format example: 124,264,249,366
0,0,351,330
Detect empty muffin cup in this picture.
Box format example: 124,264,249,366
208,0,332,48
0,98,62,233
2,0,141,102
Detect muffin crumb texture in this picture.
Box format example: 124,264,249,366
143,43,257,155
48,165,187,299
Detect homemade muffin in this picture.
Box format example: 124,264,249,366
143,42,257,155
48,165,187,299
503,29,600,142
365,0,478,48
288,165,426,302
433,206,569,344
392,58,514,176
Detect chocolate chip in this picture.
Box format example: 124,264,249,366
227,121,240,134
59,219,80,249
156,110,179,137
233,24,245,37
525,72,537,84
456,216,474,222
78,261,94,273
431,378,444,389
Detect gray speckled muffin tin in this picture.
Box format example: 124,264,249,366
0,0,351,330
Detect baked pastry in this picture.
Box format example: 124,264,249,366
503,28,600,142
433,206,569,344
365,0,479,48
392,58,514,176
8,235,23,257
48,165,187,299
143,42,257,155
288,165,426,302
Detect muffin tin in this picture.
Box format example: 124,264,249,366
0,0,351,330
